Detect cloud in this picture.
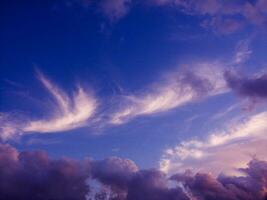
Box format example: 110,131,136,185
225,71,267,99
171,158,267,200
99,0,132,22
0,144,90,200
202,17,245,35
110,61,228,124
0,143,267,199
127,169,189,200
0,71,97,140
91,157,138,189
160,111,267,176
75,0,132,22
23,71,97,133
233,39,252,64
149,0,267,34
68,0,267,31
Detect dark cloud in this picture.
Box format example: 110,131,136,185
0,144,90,200
0,144,267,200
171,159,267,200
127,169,189,200
91,157,138,192
225,71,267,99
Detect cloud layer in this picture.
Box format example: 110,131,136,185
0,144,267,200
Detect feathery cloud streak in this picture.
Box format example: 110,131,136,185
99,0,131,22
0,71,97,140
24,72,97,133
110,62,228,124
149,0,267,34
160,111,267,175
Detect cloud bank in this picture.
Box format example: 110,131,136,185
0,144,267,200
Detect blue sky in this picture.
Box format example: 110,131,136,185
1,0,267,176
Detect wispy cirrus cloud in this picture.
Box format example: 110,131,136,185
99,0,132,22
73,0,132,22
64,0,267,33
0,71,97,140
110,61,228,124
150,0,267,35
160,111,267,175
233,39,252,64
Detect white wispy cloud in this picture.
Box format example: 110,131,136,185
160,111,267,175
233,39,252,64
150,0,267,34
0,71,97,140
110,61,228,124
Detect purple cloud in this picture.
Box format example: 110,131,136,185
99,0,132,22
225,71,267,99
0,144,90,200
127,169,189,200
149,0,267,34
0,144,267,199
171,159,267,200
91,157,138,189
76,0,132,22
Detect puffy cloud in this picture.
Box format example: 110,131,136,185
110,62,227,124
0,71,97,140
91,157,138,189
160,111,267,175
127,169,189,200
0,144,90,200
0,144,267,200
171,159,267,200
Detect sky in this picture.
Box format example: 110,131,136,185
1,0,267,199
